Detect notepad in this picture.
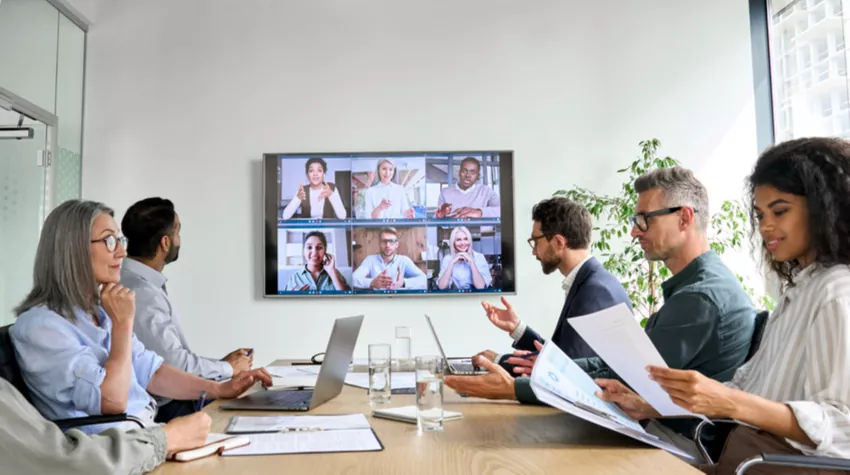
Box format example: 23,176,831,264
168,433,251,462
221,429,383,456
372,405,463,424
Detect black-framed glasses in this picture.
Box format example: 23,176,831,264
91,234,128,253
380,238,398,245
527,233,553,250
629,207,697,232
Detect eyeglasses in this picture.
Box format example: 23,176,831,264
91,234,128,253
380,238,398,245
629,207,697,232
527,233,552,250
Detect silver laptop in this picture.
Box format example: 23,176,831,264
220,315,364,411
424,314,488,375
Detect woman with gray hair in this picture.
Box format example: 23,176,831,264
436,226,492,290
9,200,272,437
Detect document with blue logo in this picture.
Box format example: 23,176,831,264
529,340,696,461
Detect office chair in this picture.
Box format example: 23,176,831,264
692,311,850,474
0,324,144,430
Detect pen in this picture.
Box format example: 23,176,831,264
196,391,207,412
516,351,539,360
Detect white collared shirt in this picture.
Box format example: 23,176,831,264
726,263,850,458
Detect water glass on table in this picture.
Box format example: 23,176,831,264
394,326,412,371
368,343,392,405
415,355,444,432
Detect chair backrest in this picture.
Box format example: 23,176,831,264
745,310,770,362
0,324,31,400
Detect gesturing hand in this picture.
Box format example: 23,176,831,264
101,283,136,328
370,269,393,289
318,183,333,200
481,296,520,333
390,267,405,289
296,185,306,201
323,253,336,273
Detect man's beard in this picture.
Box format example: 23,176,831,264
539,253,560,275
165,244,180,264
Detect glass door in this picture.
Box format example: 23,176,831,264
0,105,52,326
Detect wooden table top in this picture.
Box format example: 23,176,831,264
152,360,701,475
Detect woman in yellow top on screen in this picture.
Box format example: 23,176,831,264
360,158,415,220
282,158,347,220
436,226,492,290
285,231,350,291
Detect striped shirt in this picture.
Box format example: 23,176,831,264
726,263,850,458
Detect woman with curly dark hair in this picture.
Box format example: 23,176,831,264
595,137,850,474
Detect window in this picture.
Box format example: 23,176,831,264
819,94,833,116
765,0,850,140
813,37,829,61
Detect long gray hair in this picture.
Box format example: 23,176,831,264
15,200,115,322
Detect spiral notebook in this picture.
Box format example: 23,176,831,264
168,433,251,462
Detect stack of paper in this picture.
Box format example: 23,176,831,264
567,303,707,420
265,366,319,389
343,372,416,391
529,340,697,461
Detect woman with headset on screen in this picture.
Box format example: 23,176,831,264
281,157,347,220
360,158,415,220
285,231,350,291
436,226,492,290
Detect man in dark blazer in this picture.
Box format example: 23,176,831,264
473,197,633,372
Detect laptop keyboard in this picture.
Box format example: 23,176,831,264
265,390,312,406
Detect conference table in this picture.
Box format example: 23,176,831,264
153,360,701,475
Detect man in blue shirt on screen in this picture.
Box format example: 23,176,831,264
351,227,428,290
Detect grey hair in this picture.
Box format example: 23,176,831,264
634,166,709,233
15,200,115,322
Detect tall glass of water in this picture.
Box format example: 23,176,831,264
415,355,444,432
394,326,412,371
368,343,391,405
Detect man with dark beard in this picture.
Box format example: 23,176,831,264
472,197,632,366
120,198,253,422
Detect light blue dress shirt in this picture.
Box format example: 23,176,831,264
285,267,349,291
10,305,164,435
120,258,232,406
351,254,427,289
437,252,492,289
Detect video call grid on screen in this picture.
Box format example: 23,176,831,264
263,151,516,297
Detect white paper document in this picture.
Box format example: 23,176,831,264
529,341,695,461
344,372,416,390
568,303,706,420
226,414,371,433
265,366,320,389
221,429,382,456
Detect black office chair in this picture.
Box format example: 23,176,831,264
692,311,850,474
0,324,144,430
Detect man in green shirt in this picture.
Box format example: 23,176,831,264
445,167,755,450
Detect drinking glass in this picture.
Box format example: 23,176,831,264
368,343,391,405
415,355,444,432
395,326,412,370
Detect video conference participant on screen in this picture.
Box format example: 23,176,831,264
284,231,350,291
359,158,415,220
435,157,500,219
281,157,347,220
352,227,427,290
436,226,492,290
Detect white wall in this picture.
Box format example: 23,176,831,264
81,0,759,365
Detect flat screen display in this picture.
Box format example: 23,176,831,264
263,151,516,297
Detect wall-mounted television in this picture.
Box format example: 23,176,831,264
263,151,516,297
